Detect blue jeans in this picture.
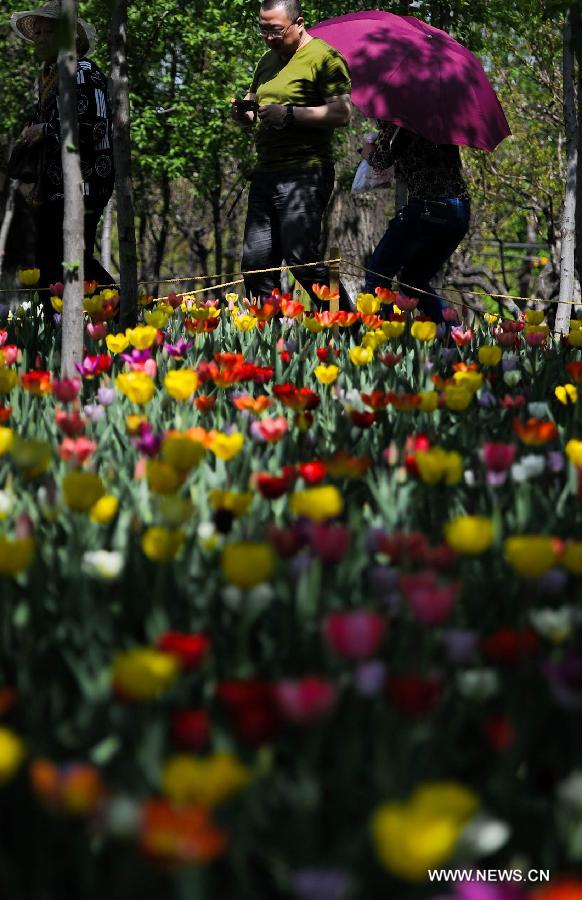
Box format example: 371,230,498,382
242,168,351,309
365,197,470,322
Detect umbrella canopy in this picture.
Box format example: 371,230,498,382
310,10,511,152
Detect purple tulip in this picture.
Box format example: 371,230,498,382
477,391,497,408
546,451,565,473
83,403,105,424
97,386,116,406
443,628,479,664
536,567,569,595
369,565,399,596
354,660,387,697
544,651,582,709
291,869,351,900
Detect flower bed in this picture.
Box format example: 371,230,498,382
0,278,581,899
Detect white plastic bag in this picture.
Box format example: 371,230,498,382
351,131,394,193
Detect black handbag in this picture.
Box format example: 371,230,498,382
7,141,40,184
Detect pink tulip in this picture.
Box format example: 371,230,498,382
525,331,546,347
442,306,460,322
58,436,97,467
395,293,419,311
0,330,8,347
450,326,473,346
1,345,21,365
310,523,351,564
323,611,385,660
52,377,82,403
274,676,338,725
251,416,289,443
86,322,108,341
480,442,517,472
399,571,458,625
49,281,64,298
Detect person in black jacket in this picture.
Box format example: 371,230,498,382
10,1,114,316
363,122,470,322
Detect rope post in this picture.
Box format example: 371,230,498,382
330,247,340,315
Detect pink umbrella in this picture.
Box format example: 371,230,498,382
310,10,511,152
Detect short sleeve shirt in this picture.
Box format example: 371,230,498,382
250,38,351,172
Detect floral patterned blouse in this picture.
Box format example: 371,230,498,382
368,122,469,202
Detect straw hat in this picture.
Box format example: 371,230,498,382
10,1,97,57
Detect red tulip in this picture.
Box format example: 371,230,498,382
482,628,540,665
157,632,210,670
386,675,442,715
481,442,517,472
171,709,211,750
399,571,458,625
310,523,351,564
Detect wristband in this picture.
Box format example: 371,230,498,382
284,105,295,127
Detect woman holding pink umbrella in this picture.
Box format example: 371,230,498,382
361,122,470,321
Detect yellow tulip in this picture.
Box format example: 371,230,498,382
362,331,388,350
162,752,250,808
443,385,473,411
146,460,181,495
144,309,170,329
290,485,343,521
106,334,130,354
189,306,219,321
142,526,184,563
9,437,52,478
126,325,158,350
444,516,494,555
112,647,180,700
83,295,104,315
504,535,557,578
162,434,206,471
0,728,25,783
209,432,244,462
372,804,463,881
382,320,406,340
566,439,582,467
0,369,18,394
349,345,374,365
0,427,14,456
415,448,463,485
452,370,483,393
555,384,577,405
477,346,502,367
302,316,325,334
221,541,275,589
356,293,381,315
371,781,478,881
17,268,40,286
525,310,545,325
568,330,582,347
314,364,339,385
164,369,199,401
62,472,105,513
411,320,437,342
154,496,194,528
419,391,439,412
233,314,257,332
50,296,63,313
116,372,155,405
0,536,35,577
209,490,253,517
561,541,582,575
89,495,118,524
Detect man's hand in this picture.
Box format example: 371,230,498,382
20,124,44,147
257,104,287,129
230,98,256,127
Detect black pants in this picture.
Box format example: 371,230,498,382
36,197,114,319
241,168,351,310
364,197,471,322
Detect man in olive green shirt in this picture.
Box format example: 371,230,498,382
231,0,352,307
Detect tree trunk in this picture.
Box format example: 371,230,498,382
556,10,578,335
110,0,138,326
572,5,582,282
101,195,113,275
58,0,84,378
0,180,18,278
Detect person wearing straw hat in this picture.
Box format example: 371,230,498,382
10,1,114,319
